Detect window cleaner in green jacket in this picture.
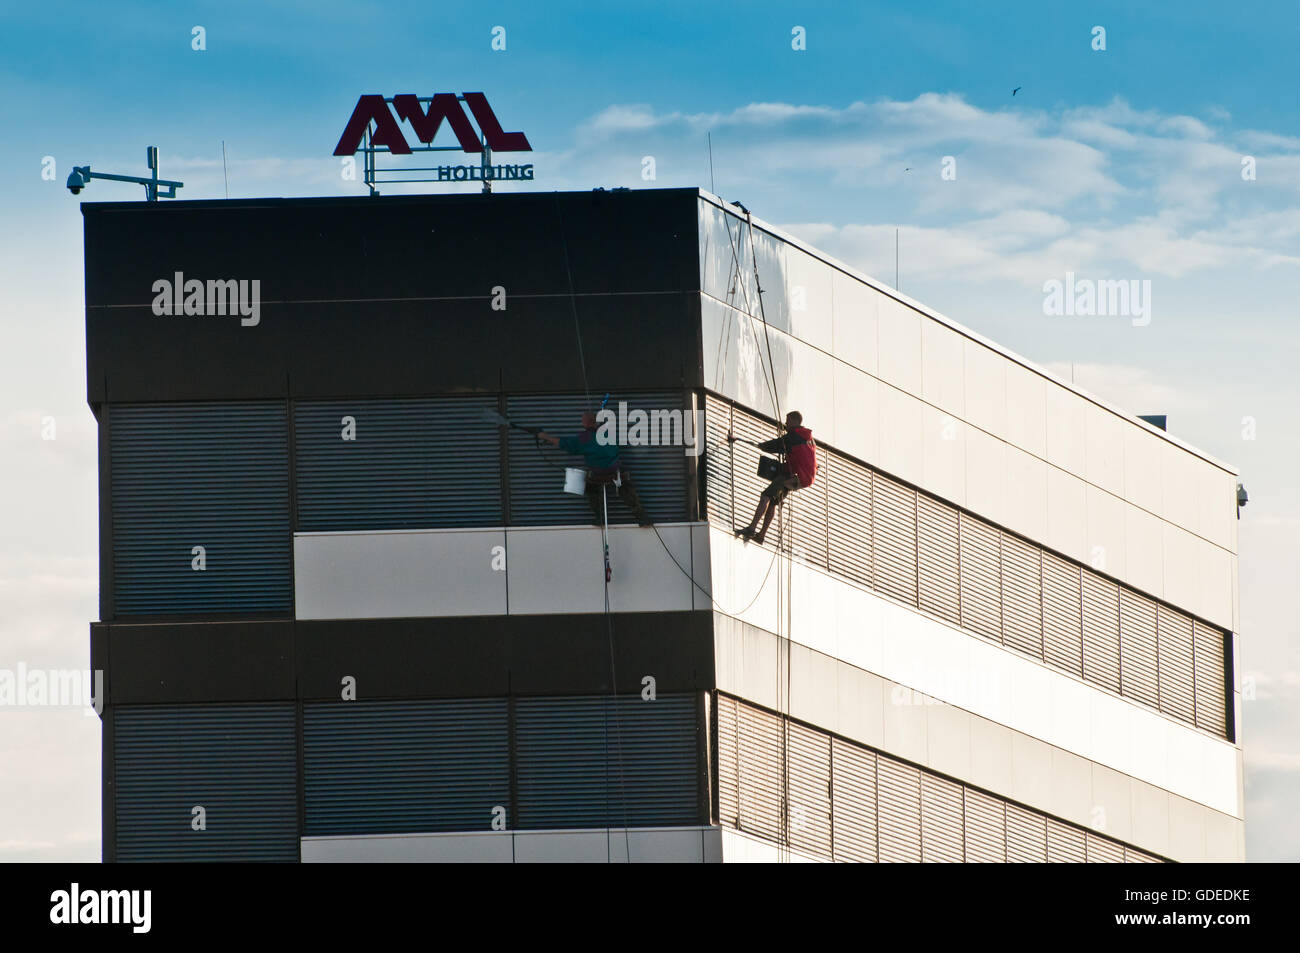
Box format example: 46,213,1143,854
539,411,652,526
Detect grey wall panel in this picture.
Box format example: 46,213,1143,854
1043,553,1084,677
1047,817,1088,863
1000,534,1043,658
114,703,297,862
787,722,832,859
872,474,918,607
959,515,1001,641
704,396,736,530
1120,590,1160,709
1082,571,1122,693
963,788,1006,862
506,394,689,525
1086,831,1125,863
295,397,503,531
1157,606,1196,723
303,698,509,835
1194,622,1229,736
918,495,960,624
831,739,878,863
1005,803,1048,862
828,457,873,589
515,693,699,829
877,754,922,863
920,773,964,862
110,402,291,616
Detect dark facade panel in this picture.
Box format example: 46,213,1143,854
114,703,298,862
83,190,704,404
295,396,504,531
110,621,295,704
514,693,700,829
108,402,292,618
303,698,510,836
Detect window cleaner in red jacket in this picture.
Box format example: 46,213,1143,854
736,410,817,545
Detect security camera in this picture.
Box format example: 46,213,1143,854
66,166,91,195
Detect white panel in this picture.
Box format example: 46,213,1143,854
701,297,778,420
1197,542,1233,630
876,296,922,394
834,576,885,674
691,524,714,611
1085,484,1126,579
1004,362,1047,458
294,528,507,620
789,630,839,729
831,270,879,375
784,335,838,448
1049,746,1093,825
1084,404,1126,497
1046,465,1087,563
786,245,834,353
1090,689,1136,779
1127,705,1168,791
1044,383,1086,477
964,427,1005,527
1048,673,1092,757
1161,443,1201,534
876,384,924,486
832,361,880,466
1090,765,1134,845
707,527,779,634
302,831,515,863
1161,523,1199,619
1123,505,1165,599
513,831,624,863
1196,466,1235,552
1167,796,1207,863
606,524,695,613
1010,733,1053,812
921,319,966,417
505,526,606,614
836,664,886,750
1131,784,1171,858
1003,445,1048,544
968,717,1014,795
925,700,971,779
720,828,825,863
962,339,1007,438
1123,425,1164,515
922,405,966,506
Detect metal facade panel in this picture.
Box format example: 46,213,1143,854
876,754,922,863
1046,817,1087,862
303,698,509,835
787,453,830,571
959,514,1002,641
1124,846,1162,863
917,494,960,624
1081,570,1122,693
515,693,699,829
506,393,689,525
110,402,291,615
294,397,503,531
728,702,786,843
830,738,878,863
787,722,832,858
1000,533,1043,658
920,773,965,862
872,474,918,607
1086,832,1125,863
716,694,741,827
828,456,874,589
703,396,736,529
1043,552,1084,677
1194,621,1229,736
1120,590,1160,709
1156,606,1196,723
114,703,297,862
962,788,1006,862
1005,803,1048,862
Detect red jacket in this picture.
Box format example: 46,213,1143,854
759,427,817,487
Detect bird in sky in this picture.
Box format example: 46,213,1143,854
1012,86,1022,96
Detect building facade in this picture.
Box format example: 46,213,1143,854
84,188,1242,862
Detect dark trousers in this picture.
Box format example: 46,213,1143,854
585,469,650,524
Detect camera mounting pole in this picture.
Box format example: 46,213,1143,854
66,146,184,201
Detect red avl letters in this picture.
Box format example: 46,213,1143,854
333,93,533,156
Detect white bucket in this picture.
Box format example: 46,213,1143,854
563,467,588,495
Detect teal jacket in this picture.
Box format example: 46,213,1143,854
557,428,621,470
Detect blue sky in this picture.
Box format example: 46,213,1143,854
2,1,1297,861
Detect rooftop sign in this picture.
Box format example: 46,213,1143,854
333,93,532,156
